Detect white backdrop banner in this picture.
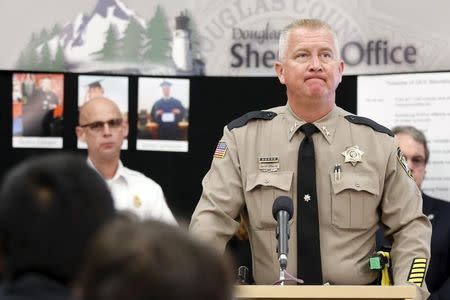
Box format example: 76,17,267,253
2,0,450,76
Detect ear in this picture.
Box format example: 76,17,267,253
274,61,285,84
76,126,86,143
337,60,344,83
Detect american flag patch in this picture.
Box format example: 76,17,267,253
214,141,227,159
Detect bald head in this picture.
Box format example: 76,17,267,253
76,97,128,172
79,97,121,125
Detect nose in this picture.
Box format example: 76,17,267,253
102,123,112,135
309,55,322,71
407,161,414,171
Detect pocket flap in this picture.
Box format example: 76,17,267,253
246,171,294,192
330,173,379,196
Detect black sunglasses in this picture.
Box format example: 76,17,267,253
79,118,123,132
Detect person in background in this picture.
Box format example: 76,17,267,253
83,80,104,104
22,77,59,137
76,97,177,224
150,81,186,140
0,153,115,300
78,218,234,300
189,18,431,299
378,125,450,300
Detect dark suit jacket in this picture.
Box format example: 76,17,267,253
377,193,450,300
422,193,450,300
0,273,71,300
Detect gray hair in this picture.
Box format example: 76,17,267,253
278,19,340,61
392,125,429,164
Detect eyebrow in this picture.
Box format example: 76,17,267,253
292,46,335,54
79,118,123,127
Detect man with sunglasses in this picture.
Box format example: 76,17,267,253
378,126,450,299
76,97,177,224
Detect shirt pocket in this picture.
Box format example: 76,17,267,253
330,172,380,229
245,171,294,230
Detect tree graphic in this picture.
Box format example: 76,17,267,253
50,23,62,37
15,52,26,70
37,28,50,45
52,44,66,71
15,32,40,70
120,17,144,63
143,5,171,63
38,42,52,70
95,24,120,62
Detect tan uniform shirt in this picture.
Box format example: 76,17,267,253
190,104,431,297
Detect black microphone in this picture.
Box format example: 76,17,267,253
272,196,293,271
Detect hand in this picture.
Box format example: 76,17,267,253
172,108,181,114
155,109,164,116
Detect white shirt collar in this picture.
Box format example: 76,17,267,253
87,158,128,185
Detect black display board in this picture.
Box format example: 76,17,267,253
0,71,356,222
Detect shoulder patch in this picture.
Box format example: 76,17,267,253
397,147,414,180
344,115,393,137
227,111,277,131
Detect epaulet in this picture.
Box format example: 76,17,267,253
227,111,277,131
344,115,394,137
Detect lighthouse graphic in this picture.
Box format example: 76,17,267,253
171,11,204,75
172,12,192,72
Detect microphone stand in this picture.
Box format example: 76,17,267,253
273,196,302,285
279,253,288,285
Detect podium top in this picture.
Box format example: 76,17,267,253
234,285,415,300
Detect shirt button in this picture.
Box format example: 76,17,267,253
355,183,360,188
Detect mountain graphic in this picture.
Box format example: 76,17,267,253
16,0,204,75
53,0,146,67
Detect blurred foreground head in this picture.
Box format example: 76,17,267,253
79,219,234,300
0,153,115,283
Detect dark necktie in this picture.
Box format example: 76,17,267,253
297,123,323,284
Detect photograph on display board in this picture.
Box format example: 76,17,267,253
12,73,64,149
77,75,129,149
137,77,189,152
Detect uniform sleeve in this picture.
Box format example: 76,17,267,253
156,186,178,226
189,126,245,253
380,138,432,299
150,100,158,121
177,99,186,120
137,174,177,225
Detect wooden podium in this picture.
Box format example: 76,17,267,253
235,285,415,300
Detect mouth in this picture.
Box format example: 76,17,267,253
305,75,326,82
101,142,115,148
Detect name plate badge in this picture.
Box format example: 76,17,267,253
259,156,280,172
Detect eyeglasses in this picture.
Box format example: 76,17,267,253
79,118,123,132
404,155,426,167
